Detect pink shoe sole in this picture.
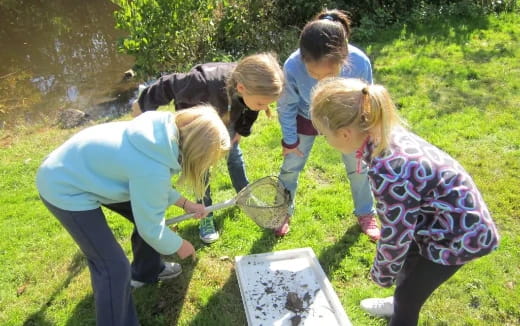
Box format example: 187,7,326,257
274,216,291,237
357,214,381,242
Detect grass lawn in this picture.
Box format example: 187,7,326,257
1,11,519,326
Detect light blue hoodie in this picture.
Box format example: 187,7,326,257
37,111,183,255
277,45,373,146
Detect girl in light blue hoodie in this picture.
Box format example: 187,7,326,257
36,106,230,326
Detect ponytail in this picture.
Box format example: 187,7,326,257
314,9,351,39
310,78,403,159
358,84,401,158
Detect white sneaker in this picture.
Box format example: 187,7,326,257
130,262,182,288
360,296,394,317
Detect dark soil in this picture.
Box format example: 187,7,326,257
290,314,302,326
248,267,319,324
265,286,275,294
285,292,305,313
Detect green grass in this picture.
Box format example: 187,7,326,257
1,11,520,326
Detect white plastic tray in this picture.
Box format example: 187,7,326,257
235,247,352,326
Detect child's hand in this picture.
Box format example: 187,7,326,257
282,146,304,157
177,239,196,260
184,201,208,219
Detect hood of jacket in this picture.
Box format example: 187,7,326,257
125,111,181,171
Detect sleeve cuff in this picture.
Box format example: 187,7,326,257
164,233,183,255
168,188,182,206
282,138,300,149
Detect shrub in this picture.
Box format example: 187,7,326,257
113,0,218,77
113,0,294,77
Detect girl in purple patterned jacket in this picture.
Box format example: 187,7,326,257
309,77,499,326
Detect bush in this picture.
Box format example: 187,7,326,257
276,0,517,27
113,0,218,77
214,1,286,57
113,0,295,78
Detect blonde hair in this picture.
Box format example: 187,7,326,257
174,105,231,199
310,78,402,158
226,52,284,118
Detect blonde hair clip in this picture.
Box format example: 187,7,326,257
360,87,371,123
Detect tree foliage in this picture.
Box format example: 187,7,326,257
113,0,217,76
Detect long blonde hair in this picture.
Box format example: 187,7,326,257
174,105,230,199
310,78,402,158
226,52,284,118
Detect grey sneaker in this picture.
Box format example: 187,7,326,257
360,296,394,317
130,262,182,288
199,215,219,244
158,262,182,280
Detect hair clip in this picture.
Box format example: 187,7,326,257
361,87,371,123
322,14,334,21
323,116,331,129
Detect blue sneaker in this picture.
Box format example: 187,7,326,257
199,215,219,244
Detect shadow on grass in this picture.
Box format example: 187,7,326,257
188,270,246,326
134,257,198,326
60,257,197,326
22,225,198,326
23,251,87,326
64,294,96,326
318,224,362,277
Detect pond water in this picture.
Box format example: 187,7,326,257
0,0,137,130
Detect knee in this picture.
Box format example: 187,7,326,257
89,257,131,290
109,258,131,281
281,157,306,173
227,153,243,166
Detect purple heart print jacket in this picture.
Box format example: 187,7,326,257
362,127,499,287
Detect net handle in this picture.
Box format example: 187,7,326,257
165,198,236,226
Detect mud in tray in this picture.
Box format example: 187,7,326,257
235,247,352,326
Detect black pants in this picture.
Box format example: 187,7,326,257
103,201,164,283
41,198,158,326
390,243,463,326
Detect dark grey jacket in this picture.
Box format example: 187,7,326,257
137,62,259,136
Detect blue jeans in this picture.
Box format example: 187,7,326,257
200,129,248,207
40,198,143,326
279,134,375,216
